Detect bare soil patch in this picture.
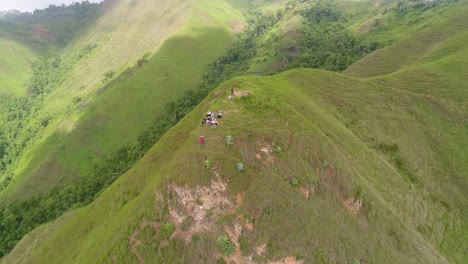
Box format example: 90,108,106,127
129,228,144,264
255,243,267,256
299,187,310,199
168,180,234,242
234,90,252,97
228,20,246,33
268,256,304,264
257,139,275,165
344,197,363,214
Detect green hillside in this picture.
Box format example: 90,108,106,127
0,1,103,95
0,0,246,257
0,0,242,202
2,2,466,262
344,3,468,77
0,38,35,95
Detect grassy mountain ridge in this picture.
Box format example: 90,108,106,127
3,4,466,262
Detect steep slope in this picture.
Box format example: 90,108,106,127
0,1,102,95
0,0,242,202
4,8,466,262
344,3,468,77
0,38,36,95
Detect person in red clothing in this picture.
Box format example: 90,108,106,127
200,136,205,144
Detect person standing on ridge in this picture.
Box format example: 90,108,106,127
200,136,205,144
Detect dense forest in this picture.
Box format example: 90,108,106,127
0,1,101,47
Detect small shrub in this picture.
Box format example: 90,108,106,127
142,52,151,59
236,162,245,172
160,222,174,239
224,135,233,146
322,160,330,169
103,70,115,79
72,97,82,104
351,258,361,264
274,145,282,153
40,117,51,127
290,177,299,187
205,159,212,169
315,248,329,264
137,58,147,66
216,234,234,256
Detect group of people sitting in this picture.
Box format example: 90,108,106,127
202,110,222,127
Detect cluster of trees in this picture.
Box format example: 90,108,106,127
0,18,258,256
0,42,98,192
0,57,65,191
286,0,380,71
2,1,102,46
0,96,35,173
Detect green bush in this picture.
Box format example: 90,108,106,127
160,222,175,239
205,159,212,169
274,145,282,153
290,177,299,187
103,70,115,80
216,234,234,256
322,160,330,169
236,162,245,172
224,135,233,146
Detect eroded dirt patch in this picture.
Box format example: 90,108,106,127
257,139,275,165
255,243,267,256
268,256,304,264
229,20,246,33
234,90,252,97
223,222,256,264
299,186,310,199
168,180,234,242
129,221,161,264
344,197,362,214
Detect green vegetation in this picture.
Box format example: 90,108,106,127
236,163,245,172
0,38,36,95
0,10,253,255
160,222,175,239
0,1,102,95
0,0,241,202
290,177,299,188
1,1,102,47
0,44,98,194
204,159,212,169
224,135,233,146
1,0,467,263
216,234,234,256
